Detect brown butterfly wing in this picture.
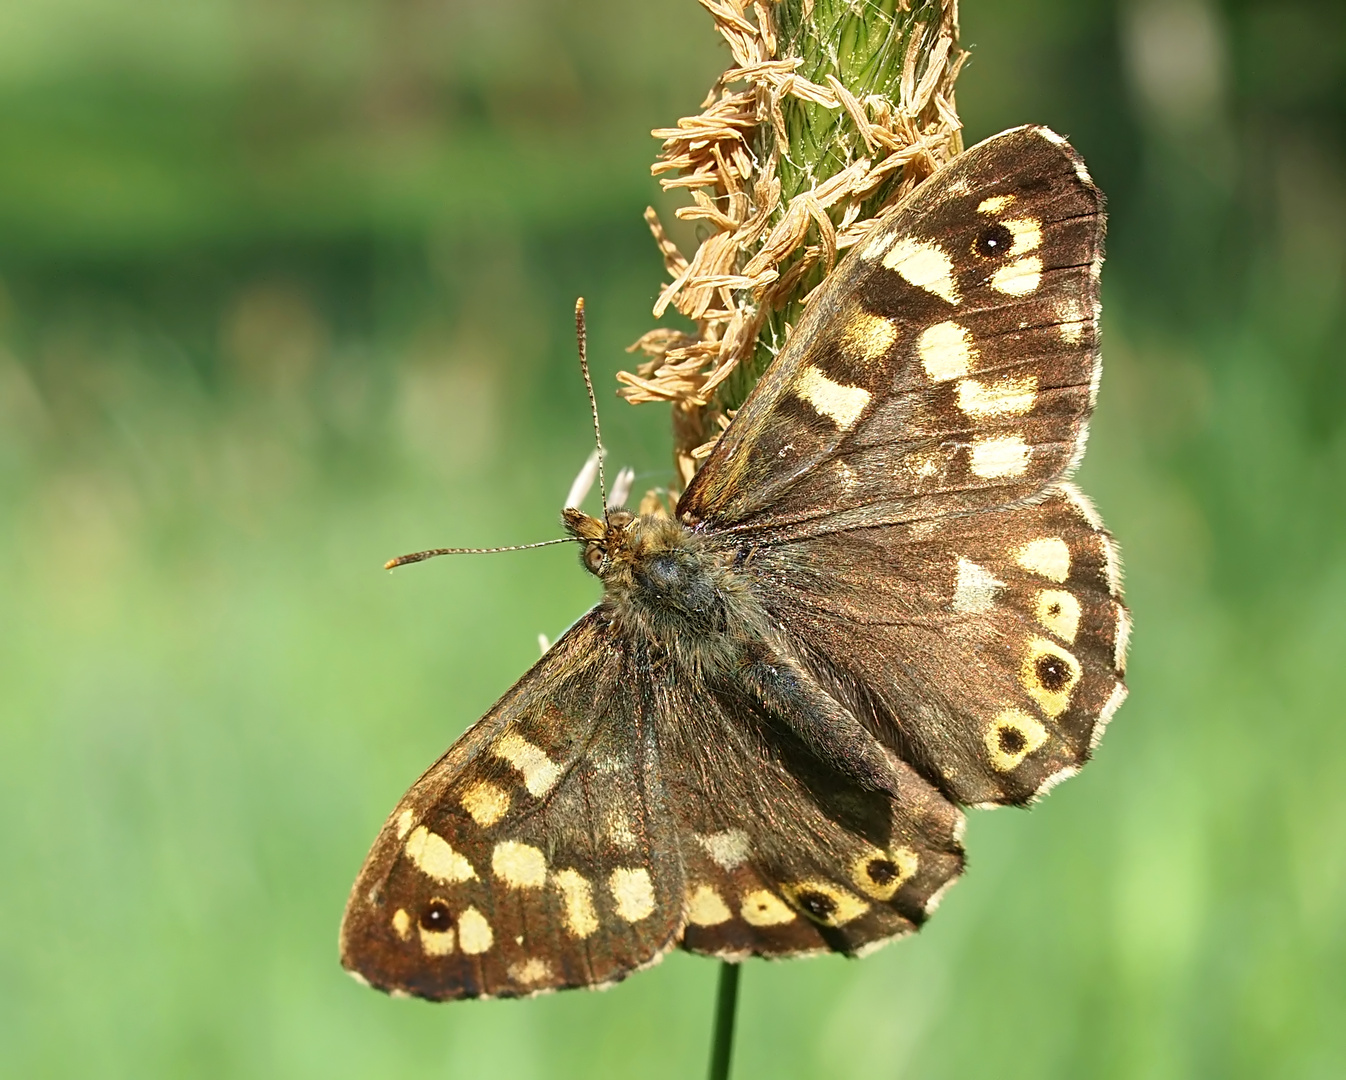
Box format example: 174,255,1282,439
680,125,1103,536
340,612,685,1000
658,676,966,959
742,483,1129,808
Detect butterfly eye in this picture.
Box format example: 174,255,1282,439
974,222,1014,257
583,545,605,574
419,899,453,931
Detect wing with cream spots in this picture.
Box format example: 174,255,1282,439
680,125,1104,536
341,605,967,988
655,669,966,959
340,612,685,1001
746,484,1129,807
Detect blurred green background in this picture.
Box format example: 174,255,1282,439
2,0,1343,1076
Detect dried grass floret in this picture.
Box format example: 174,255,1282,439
620,0,966,488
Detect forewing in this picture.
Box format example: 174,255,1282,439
746,483,1129,807
653,675,965,959
680,126,1103,535
340,612,684,1000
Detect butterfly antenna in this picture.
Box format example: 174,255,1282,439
574,297,609,516
384,537,578,570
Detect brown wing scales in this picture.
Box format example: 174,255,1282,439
680,125,1104,536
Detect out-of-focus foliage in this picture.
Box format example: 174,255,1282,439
0,1,1342,1077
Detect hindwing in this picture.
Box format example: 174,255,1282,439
659,676,965,959
744,483,1129,807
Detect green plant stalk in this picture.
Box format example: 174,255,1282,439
707,961,741,1080
717,0,948,412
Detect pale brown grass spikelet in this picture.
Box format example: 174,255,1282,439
619,0,967,489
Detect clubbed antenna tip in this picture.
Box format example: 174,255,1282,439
384,537,578,570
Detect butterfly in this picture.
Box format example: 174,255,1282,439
340,126,1129,1000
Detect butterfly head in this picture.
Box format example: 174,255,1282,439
561,507,739,651
561,506,708,593
562,506,636,578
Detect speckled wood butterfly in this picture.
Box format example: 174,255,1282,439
340,126,1129,1000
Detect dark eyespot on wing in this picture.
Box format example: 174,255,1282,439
998,726,1027,755
1035,653,1071,691
420,900,452,931
975,222,1014,257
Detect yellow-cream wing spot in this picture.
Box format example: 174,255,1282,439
697,829,751,870
608,868,657,923
404,825,477,884
418,923,456,957
991,255,1043,296
918,321,975,382
491,840,548,889
686,884,732,927
1035,588,1082,643
456,907,494,955
740,889,796,927
1002,216,1042,255
956,375,1038,419
492,732,561,797
1061,318,1087,344
969,435,1031,478
793,365,871,430
838,311,899,366
461,781,510,827
508,958,555,986
882,238,960,304
952,557,1005,614
552,869,600,939
1016,537,1071,581
492,727,559,797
